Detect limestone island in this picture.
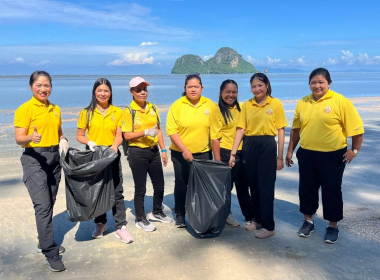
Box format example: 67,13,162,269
171,47,257,74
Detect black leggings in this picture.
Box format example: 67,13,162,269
128,146,165,221
220,148,252,221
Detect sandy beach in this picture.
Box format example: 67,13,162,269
0,97,379,279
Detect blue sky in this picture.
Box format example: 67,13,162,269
1,0,379,74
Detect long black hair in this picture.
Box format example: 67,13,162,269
182,74,202,96
218,79,240,124
250,73,272,97
85,78,113,128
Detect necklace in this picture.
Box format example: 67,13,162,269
97,105,109,115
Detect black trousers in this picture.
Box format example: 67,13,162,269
220,148,253,221
171,150,212,215
296,147,347,222
128,146,165,221
242,136,277,231
94,150,127,229
21,149,61,258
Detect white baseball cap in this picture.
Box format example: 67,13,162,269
129,77,150,89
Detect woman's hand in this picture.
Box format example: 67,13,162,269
110,144,118,154
228,155,236,169
87,141,97,152
32,126,42,144
343,149,357,164
285,151,294,167
161,152,168,167
182,150,193,162
277,158,284,170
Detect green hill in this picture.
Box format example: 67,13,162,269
171,47,256,74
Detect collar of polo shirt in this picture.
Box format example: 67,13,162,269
130,100,152,112
31,96,54,109
251,95,273,106
307,89,335,103
181,95,207,107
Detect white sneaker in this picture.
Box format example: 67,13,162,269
135,218,156,232
226,213,240,227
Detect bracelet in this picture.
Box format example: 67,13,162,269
161,149,167,153
277,157,283,160
231,154,236,157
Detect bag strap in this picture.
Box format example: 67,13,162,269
125,105,136,132
151,104,160,125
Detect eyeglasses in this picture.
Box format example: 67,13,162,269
131,87,148,93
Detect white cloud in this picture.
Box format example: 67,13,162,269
203,55,213,61
35,60,50,66
246,55,283,67
0,0,192,37
325,58,339,65
140,42,159,46
10,57,25,63
108,53,154,66
340,50,380,65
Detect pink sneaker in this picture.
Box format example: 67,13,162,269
115,226,134,244
92,223,107,239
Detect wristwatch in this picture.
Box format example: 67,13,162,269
352,149,358,154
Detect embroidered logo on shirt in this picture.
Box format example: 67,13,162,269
324,106,331,114
266,108,273,115
111,115,116,122
54,111,59,118
150,110,155,116
204,109,210,115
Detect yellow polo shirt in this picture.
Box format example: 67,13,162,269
121,101,160,148
14,96,62,148
292,89,364,152
167,96,217,153
237,96,287,136
77,105,122,146
210,103,243,151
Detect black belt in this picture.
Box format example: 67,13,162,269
25,145,59,153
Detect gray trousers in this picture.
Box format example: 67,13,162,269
21,149,61,257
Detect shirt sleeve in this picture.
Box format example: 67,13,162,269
14,104,31,129
121,108,133,132
236,102,248,129
292,100,302,129
77,109,88,130
274,99,288,129
166,103,180,136
340,98,364,136
210,110,223,140
116,110,122,128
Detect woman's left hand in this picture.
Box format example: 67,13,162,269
276,158,284,170
161,152,168,167
343,149,357,164
110,145,118,154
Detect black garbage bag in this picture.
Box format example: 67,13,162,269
61,146,118,222
186,159,231,237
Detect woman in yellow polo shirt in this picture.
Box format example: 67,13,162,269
122,77,171,232
14,71,68,272
77,78,133,244
285,68,364,244
167,74,217,228
229,73,287,239
210,79,250,228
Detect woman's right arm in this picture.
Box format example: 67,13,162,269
169,133,193,161
15,126,41,146
228,128,245,168
285,128,300,167
76,128,89,145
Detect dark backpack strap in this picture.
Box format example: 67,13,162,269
125,105,136,131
